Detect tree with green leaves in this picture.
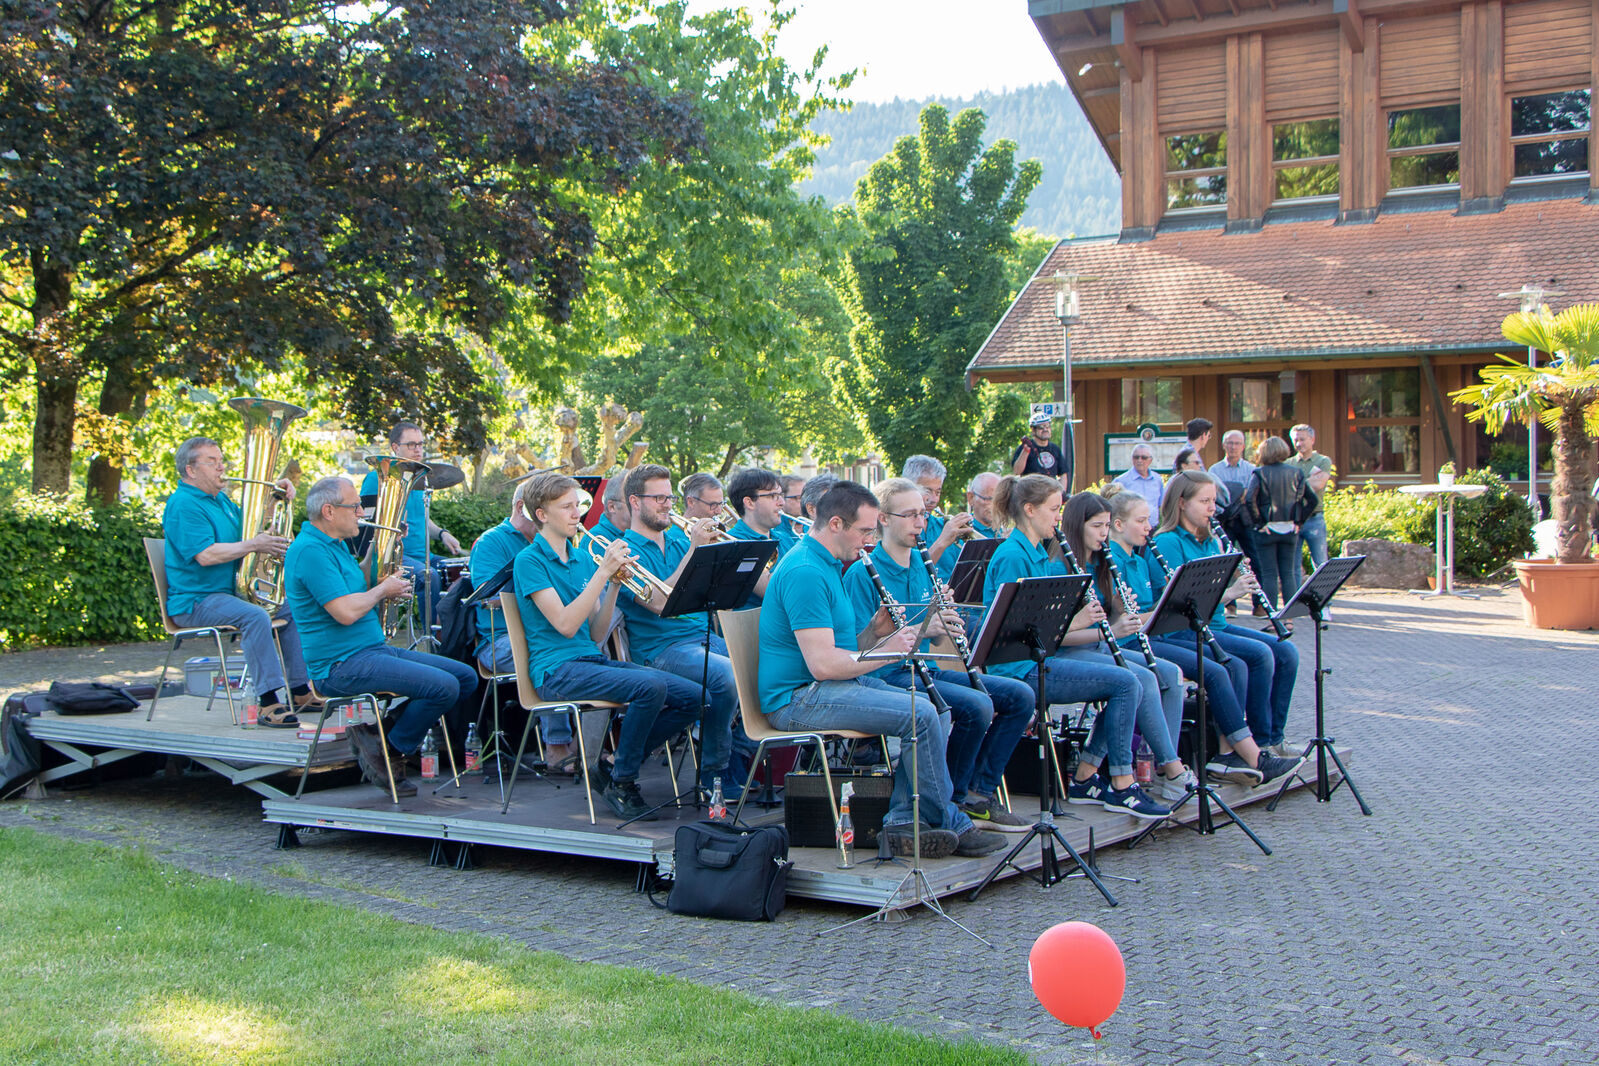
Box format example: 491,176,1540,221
516,0,863,477
834,103,1041,494
0,0,699,500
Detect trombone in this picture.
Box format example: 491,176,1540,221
572,527,673,605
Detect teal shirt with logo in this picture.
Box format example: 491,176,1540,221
979,532,1072,680
284,523,385,680
757,536,858,713
161,481,243,616
468,519,531,655
841,545,938,681
619,525,704,663
1151,526,1235,628
512,535,607,687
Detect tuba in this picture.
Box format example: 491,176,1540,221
363,454,430,637
229,397,308,609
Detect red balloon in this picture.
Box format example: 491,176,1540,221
1028,922,1126,1037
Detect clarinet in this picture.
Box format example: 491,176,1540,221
913,535,988,695
1104,552,1167,684
856,549,952,716
1207,518,1291,641
1144,541,1233,664
1052,527,1129,670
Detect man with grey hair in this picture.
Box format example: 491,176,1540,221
903,454,976,582
965,471,1001,538
590,473,631,541
161,435,312,727
798,473,839,520
285,476,478,796
1112,443,1165,510
678,472,725,522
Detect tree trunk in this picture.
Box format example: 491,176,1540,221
32,377,77,494
86,378,142,506
1550,400,1596,564
717,442,740,480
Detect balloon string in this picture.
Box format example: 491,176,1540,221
1090,1026,1104,1040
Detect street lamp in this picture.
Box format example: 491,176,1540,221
1047,270,1097,493
1496,283,1564,519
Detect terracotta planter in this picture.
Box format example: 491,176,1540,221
1512,558,1599,630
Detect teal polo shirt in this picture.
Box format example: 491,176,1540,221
729,518,782,608
980,532,1070,680
841,545,938,680
284,523,385,680
469,519,531,655
921,514,964,585
512,535,604,688
161,481,243,616
773,517,802,555
1107,541,1162,648
1151,526,1230,627
971,517,999,540
360,469,427,560
589,515,624,544
619,526,703,663
758,535,858,713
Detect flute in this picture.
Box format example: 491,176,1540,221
856,548,952,716
913,535,988,695
1052,527,1129,671
1144,542,1233,664
1104,552,1167,683
1207,518,1291,641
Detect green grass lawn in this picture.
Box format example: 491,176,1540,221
0,828,1029,1065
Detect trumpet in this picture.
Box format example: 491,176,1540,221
572,528,672,605
932,508,980,540
785,512,813,530
1207,518,1291,640
668,512,739,542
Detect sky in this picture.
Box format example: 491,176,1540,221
681,1,1068,103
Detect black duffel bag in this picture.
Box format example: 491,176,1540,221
45,681,139,716
2,709,42,799
665,820,792,921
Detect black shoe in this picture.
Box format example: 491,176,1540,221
1254,752,1303,786
881,824,959,859
954,827,1007,857
1205,751,1264,786
346,722,413,796
588,757,614,794
602,779,656,821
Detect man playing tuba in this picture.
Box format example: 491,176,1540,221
161,436,316,727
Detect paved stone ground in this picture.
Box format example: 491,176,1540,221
3,586,1596,1065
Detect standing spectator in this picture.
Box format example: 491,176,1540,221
1288,424,1335,577
1209,430,1262,598
1012,412,1070,486
1243,436,1318,608
1186,417,1214,459
1112,444,1164,510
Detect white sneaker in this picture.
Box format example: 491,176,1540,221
1269,740,1309,759
1156,768,1197,802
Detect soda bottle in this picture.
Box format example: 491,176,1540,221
419,729,439,780
241,684,258,729
836,781,855,869
707,776,727,821
1134,737,1154,786
463,723,481,773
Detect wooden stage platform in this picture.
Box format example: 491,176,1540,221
16,693,1347,913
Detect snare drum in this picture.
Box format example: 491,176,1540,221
435,555,470,588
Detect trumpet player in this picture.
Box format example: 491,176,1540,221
965,471,1001,539
902,455,975,583
678,472,726,522
285,477,478,796
841,479,1033,831
619,464,743,798
511,471,701,821
725,467,786,606
162,437,313,728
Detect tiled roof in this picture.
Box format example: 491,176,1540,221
967,196,1599,383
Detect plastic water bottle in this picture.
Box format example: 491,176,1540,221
836,782,855,869
1134,737,1155,786
463,724,481,773
241,684,258,729
419,730,439,780
708,776,727,821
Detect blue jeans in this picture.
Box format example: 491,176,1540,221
1019,646,1139,778
1255,530,1302,608
539,656,701,783
1297,514,1328,573
878,668,1034,801
1120,647,1185,767
322,645,478,755
770,676,972,834
479,634,572,745
1149,634,1252,747
648,634,739,790
171,593,308,698
1210,624,1299,747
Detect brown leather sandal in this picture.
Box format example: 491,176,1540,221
257,704,301,729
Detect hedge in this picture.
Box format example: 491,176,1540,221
1323,468,1533,577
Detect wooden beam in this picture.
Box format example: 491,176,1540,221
1131,0,1334,45
1111,8,1143,83
1149,0,1171,28
1084,8,1101,35
1081,86,1122,102
1226,0,1242,15
1334,0,1364,52
1049,30,1112,58
1187,0,1206,22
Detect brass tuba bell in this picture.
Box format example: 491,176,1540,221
362,454,430,637
229,397,308,610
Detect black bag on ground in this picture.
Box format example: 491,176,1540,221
45,681,138,716
667,821,792,921
2,709,42,799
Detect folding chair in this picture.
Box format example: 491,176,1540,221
143,538,246,724
295,678,458,804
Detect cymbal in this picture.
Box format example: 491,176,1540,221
420,463,466,491
509,463,571,484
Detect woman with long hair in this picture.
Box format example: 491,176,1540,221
1243,435,1317,608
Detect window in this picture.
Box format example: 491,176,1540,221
1511,89,1590,179
1272,118,1340,200
1121,377,1183,426
1166,131,1227,209
1344,369,1421,474
1227,373,1300,456
1387,105,1461,189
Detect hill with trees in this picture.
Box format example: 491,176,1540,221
804,82,1121,240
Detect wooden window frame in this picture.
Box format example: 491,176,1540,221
1508,88,1592,182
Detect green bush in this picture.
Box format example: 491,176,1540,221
1323,469,1533,577
0,494,165,649
429,490,514,552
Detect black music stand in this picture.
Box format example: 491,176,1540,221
442,559,518,799
1266,555,1371,815
965,574,1120,907
947,538,1001,607
618,538,776,828
1127,552,1272,854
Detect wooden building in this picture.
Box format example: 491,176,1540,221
967,0,1599,488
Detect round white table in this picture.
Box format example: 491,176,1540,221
1398,483,1487,596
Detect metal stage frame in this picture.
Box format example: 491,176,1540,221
18,696,1344,912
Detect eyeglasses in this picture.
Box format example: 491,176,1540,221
193,457,229,469
634,493,676,506
688,495,725,508
395,439,426,450
969,491,993,502
753,491,783,501
783,493,803,501
327,502,362,510
885,509,929,521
